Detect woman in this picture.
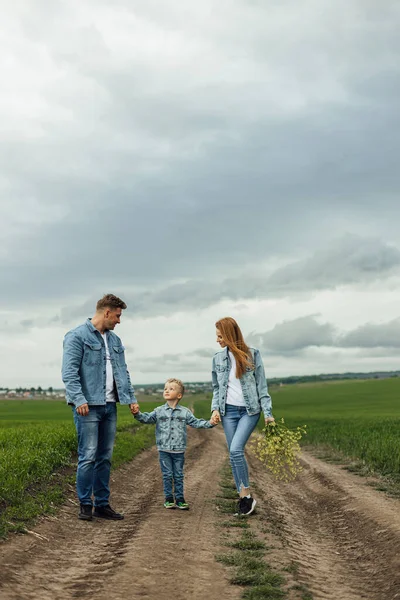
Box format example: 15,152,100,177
211,317,274,516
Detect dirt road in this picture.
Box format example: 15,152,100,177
1,428,400,600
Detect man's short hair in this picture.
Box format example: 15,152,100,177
166,378,185,396
96,294,127,312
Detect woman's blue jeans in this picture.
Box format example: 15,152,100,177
158,451,185,501
72,403,117,507
221,405,260,493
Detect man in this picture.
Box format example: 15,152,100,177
62,294,139,521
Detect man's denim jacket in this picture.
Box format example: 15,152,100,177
211,347,272,418
135,403,213,452
62,319,137,408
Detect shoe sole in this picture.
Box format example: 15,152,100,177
78,515,92,521
164,505,176,509
176,506,189,510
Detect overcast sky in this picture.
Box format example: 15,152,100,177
2,0,400,387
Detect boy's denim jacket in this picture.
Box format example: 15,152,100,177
62,319,137,408
134,403,213,452
211,347,272,418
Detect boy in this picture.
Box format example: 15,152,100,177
131,378,218,509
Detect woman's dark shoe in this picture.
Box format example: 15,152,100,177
78,504,93,521
236,496,257,516
93,504,124,520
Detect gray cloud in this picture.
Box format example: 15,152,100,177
340,318,400,349
135,347,214,374
266,235,400,293
53,235,400,323
248,316,335,353
251,316,400,354
20,319,34,328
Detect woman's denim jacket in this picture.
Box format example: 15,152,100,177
211,347,272,418
62,319,137,407
135,403,214,452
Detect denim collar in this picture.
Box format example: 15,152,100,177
85,318,97,332
86,318,110,338
164,402,183,411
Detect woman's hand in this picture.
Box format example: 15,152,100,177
265,416,275,425
211,410,221,425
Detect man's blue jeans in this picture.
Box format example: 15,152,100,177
221,404,260,493
72,403,117,507
158,451,185,501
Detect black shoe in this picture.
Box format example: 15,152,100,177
237,496,257,516
93,504,124,520
78,504,93,521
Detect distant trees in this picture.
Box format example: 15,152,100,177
0,386,62,399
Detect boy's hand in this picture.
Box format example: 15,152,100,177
130,403,140,415
210,410,221,426
265,416,275,425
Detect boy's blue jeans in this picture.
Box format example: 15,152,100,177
221,404,260,493
158,451,185,501
72,403,117,506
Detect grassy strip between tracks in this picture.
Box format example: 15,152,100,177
214,464,313,600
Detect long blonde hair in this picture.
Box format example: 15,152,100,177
215,317,253,378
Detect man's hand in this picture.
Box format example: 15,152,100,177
210,410,221,425
130,403,140,415
265,416,275,425
77,403,89,416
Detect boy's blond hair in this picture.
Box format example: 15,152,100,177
166,378,185,397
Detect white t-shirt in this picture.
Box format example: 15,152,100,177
226,351,246,407
102,333,116,403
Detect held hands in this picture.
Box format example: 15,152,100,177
77,403,142,417
210,410,221,426
210,411,274,426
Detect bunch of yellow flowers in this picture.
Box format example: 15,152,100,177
251,419,307,482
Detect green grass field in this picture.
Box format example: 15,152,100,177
1,379,399,538
267,378,400,479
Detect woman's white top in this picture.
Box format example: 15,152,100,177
226,351,246,406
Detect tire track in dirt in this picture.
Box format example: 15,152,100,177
0,429,239,600
247,448,400,600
